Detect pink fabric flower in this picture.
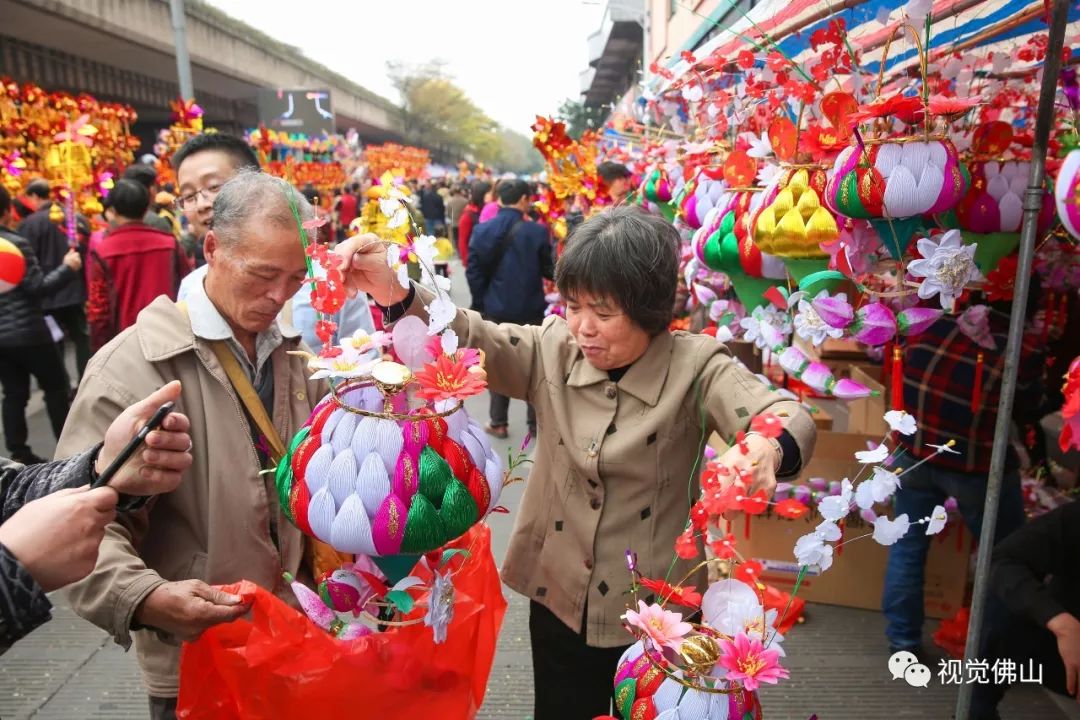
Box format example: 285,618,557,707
622,600,693,651
718,631,789,691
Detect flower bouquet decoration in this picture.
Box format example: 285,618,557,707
608,409,956,719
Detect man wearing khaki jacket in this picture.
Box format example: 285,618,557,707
56,171,325,719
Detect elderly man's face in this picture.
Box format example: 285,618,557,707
204,220,309,335
177,150,236,241
566,292,651,371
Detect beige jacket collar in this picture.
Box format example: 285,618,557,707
566,330,674,407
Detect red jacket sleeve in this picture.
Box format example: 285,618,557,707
458,210,475,263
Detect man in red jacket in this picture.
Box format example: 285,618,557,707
87,179,191,351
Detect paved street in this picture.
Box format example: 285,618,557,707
1,265,1078,718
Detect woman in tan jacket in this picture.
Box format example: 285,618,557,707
337,206,817,718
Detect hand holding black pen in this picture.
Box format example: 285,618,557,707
92,381,194,496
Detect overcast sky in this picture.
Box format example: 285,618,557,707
206,0,606,135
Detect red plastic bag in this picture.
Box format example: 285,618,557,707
177,525,506,719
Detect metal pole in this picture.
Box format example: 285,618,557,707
169,0,195,101
955,0,1070,716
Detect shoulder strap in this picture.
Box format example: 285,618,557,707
490,219,524,275
209,340,287,462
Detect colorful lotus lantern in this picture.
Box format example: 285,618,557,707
276,361,504,581
946,122,1053,273
1056,148,1080,241
753,167,836,258
823,26,973,260
826,136,967,258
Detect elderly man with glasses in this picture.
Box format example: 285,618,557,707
56,170,328,720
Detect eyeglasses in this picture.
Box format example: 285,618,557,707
175,182,224,210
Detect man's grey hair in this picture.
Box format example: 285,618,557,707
211,168,316,246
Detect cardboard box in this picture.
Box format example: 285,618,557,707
809,404,834,432
846,366,889,436
725,431,972,618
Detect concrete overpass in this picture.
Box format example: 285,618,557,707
0,0,406,146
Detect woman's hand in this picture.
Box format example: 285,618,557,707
715,433,780,498
333,233,411,307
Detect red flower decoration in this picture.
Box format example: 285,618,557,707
775,498,810,520
984,255,1018,302
848,94,925,126
689,501,710,531
710,532,738,560
927,95,980,120
675,530,698,559
739,489,770,515
735,559,764,586
737,50,757,70
639,577,703,608
750,412,784,439
703,483,740,516
414,353,488,403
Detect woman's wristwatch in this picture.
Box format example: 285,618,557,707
744,431,783,471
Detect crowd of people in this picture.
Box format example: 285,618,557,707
0,128,1076,720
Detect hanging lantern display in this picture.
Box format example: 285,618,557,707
753,167,836,258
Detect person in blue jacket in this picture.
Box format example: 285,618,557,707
465,179,554,439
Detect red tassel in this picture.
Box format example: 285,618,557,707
1059,294,1069,332
971,352,984,413
1042,292,1056,344
891,346,904,411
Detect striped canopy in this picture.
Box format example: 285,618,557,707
659,0,1080,93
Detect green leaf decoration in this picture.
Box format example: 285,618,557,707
439,548,471,568
385,589,415,614
418,446,456,509
400,494,447,554
440,479,479,541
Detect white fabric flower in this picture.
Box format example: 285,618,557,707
714,325,734,343
413,234,439,282
746,132,773,160
872,514,911,546
928,441,961,455
739,314,762,345
925,505,948,535
794,532,834,572
884,410,917,436
794,292,845,346
817,480,853,522
424,570,454,644
426,295,457,335
855,443,890,464
907,230,983,311
440,329,459,356
855,467,901,510
379,198,410,229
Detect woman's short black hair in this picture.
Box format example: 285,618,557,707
470,181,490,207
555,206,680,336
109,179,150,220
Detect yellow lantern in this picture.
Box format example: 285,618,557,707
44,140,94,189
753,167,836,258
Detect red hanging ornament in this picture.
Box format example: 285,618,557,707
891,345,904,411
971,352,985,413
